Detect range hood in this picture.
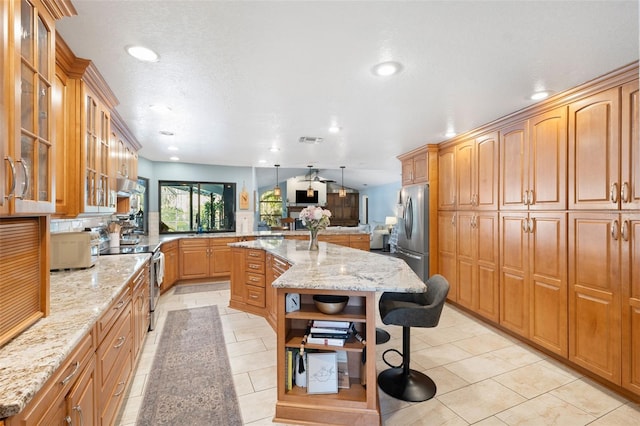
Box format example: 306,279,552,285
116,178,145,196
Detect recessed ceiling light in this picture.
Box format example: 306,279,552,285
159,130,174,136
530,90,551,100
372,61,403,77
169,156,180,161
150,104,172,113
126,45,159,62
167,146,178,151
328,126,341,133
445,131,457,138
258,159,267,164
269,146,280,152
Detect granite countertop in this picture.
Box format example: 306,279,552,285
230,239,426,293
0,254,150,419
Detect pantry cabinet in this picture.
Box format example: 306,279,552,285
621,80,639,210
437,211,457,302
456,132,499,211
399,146,429,185
438,145,456,210
1,0,73,216
622,216,640,394
499,212,568,356
456,211,499,322
500,107,567,211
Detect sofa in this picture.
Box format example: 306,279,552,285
370,225,390,250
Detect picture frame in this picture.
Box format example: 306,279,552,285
306,352,338,394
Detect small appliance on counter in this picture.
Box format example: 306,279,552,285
50,231,101,270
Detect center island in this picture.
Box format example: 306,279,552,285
228,238,426,425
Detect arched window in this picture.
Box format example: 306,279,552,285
259,190,283,226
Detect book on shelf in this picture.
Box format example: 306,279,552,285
310,326,349,334
310,332,350,339
306,336,346,346
312,320,352,329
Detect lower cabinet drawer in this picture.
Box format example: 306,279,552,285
99,346,133,426
97,302,132,396
246,285,266,307
245,272,265,287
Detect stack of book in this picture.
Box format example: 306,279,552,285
306,320,353,347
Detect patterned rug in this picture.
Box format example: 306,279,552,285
173,281,230,294
136,305,242,425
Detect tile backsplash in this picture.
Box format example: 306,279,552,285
50,216,112,233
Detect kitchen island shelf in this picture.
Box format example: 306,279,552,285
284,302,366,323
284,380,367,403
284,330,365,352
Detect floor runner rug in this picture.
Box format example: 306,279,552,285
173,281,230,294
136,305,242,425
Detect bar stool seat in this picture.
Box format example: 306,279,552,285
377,274,450,402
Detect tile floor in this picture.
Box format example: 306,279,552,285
117,282,640,425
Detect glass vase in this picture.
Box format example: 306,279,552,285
308,228,319,251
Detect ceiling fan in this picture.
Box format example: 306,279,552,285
298,166,335,183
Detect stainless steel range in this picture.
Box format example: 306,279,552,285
94,226,163,331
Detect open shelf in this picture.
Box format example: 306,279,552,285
285,303,366,323
284,329,365,352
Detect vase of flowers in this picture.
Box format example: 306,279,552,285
299,206,331,251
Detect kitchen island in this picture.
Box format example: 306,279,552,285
229,238,425,425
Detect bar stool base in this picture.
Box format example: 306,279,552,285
378,368,437,402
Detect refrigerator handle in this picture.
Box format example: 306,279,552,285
405,197,413,239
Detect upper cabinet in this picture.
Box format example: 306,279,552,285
500,107,567,211
54,35,140,217
1,0,74,216
438,145,456,210
399,147,429,185
456,131,499,210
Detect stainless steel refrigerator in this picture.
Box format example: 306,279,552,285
396,183,429,281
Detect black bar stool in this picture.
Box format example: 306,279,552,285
377,274,450,402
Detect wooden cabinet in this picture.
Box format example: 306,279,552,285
399,146,429,185
437,211,457,302
499,212,568,356
131,264,149,360
621,80,640,210
6,330,96,426
500,107,567,211
348,233,370,251
160,239,178,292
230,247,267,315
274,288,378,424
456,211,499,321
456,132,499,210
54,38,120,216
1,0,72,215
318,233,350,247
568,212,623,384
622,215,640,394
325,193,359,227
569,87,621,210
179,237,236,280
0,217,49,347
96,286,132,426
266,254,290,328
438,145,456,210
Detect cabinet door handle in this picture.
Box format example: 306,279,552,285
73,405,85,426
60,361,80,385
610,183,619,203
113,380,126,397
17,159,29,199
114,300,125,310
114,336,126,349
522,191,528,205
4,156,17,199
621,220,630,242
451,214,455,226
522,218,529,233
621,182,630,203
529,218,535,234
611,220,619,240
528,190,534,205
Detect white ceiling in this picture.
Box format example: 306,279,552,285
56,1,639,190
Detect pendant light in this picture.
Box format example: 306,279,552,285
338,166,347,198
306,165,314,197
273,164,281,197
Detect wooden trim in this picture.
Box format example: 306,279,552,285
111,110,142,151
83,63,119,110
55,34,91,78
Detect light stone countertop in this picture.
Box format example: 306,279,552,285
0,254,150,419
230,239,426,293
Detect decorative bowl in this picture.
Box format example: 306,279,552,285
313,295,349,314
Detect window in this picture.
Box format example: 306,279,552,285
259,190,283,226
159,181,235,233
